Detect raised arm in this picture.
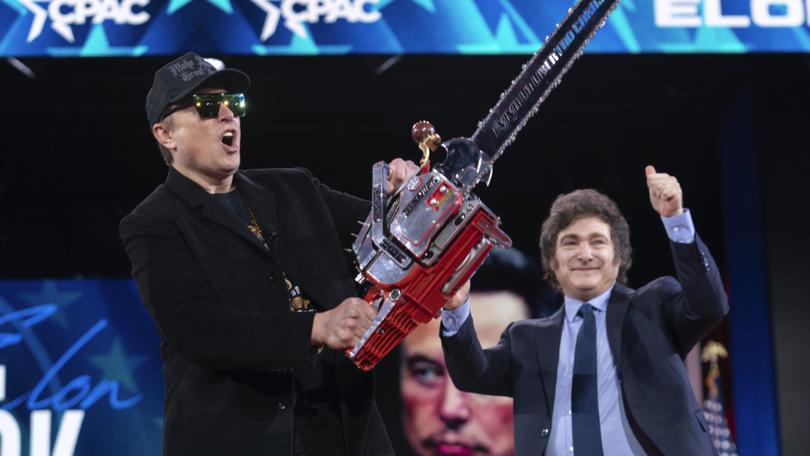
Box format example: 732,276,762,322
645,165,729,354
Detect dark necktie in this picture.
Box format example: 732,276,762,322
572,303,604,456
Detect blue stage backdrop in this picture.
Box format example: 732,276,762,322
1,0,810,56
0,261,777,456
0,280,163,456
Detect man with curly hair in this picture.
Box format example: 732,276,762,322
441,166,728,455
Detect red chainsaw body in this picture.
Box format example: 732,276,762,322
347,164,510,371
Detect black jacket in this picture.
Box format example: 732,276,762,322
442,237,728,456
120,167,392,455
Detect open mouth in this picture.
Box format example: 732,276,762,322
424,437,487,456
434,443,475,456
221,131,235,147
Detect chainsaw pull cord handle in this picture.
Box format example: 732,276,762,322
412,120,441,173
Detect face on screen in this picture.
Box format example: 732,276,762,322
400,291,528,456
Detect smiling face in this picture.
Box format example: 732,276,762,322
551,216,620,301
153,88,241,191
400,292,527,456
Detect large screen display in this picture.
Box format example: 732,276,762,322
1,0,809,56
0,280,163,455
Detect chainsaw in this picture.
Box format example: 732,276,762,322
347,0,620,371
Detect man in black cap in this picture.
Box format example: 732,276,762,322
121,52,415,455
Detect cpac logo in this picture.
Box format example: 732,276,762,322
656,0,810,27
20,0,149,42
250,0,381,40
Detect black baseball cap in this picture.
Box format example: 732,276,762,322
146,52,251,125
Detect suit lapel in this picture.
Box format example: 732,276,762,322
534,284,634,418
235,171,336,311
605,283,634,369
535,306,564,417
165,168,278,262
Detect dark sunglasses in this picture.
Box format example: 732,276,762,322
161,93,247,121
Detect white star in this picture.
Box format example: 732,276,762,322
18,0,75,42
250,0,281,40
283,14,307,39
52,18,75,42
18,0,47,42
250,0,308,40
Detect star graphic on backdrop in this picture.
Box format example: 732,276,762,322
86,338,149,392
18,0,76,42
18,280,80,331
47,24,148,56
250,0,307,40
167,0,233,15
250,0,282,40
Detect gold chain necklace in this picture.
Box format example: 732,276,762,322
237,188,310,312
237,190,265,243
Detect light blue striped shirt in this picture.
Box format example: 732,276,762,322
441,210,696,454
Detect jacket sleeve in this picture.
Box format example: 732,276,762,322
663,234,729,356
441,314,515,397
120,211,317,373
300,168,370,249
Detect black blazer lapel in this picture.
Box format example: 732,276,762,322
535,306,564,418
165,168,276,260
606,283,634,372
234,172,283,271
234,172,279,245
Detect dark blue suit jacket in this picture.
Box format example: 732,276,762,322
442,237,728,455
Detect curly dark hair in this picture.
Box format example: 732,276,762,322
538,189,632,292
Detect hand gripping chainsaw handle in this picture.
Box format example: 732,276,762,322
345,121,511,371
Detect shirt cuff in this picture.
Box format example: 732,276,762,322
440,297,471,337
661,208,695,244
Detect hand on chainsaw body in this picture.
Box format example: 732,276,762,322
310,158,421,350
